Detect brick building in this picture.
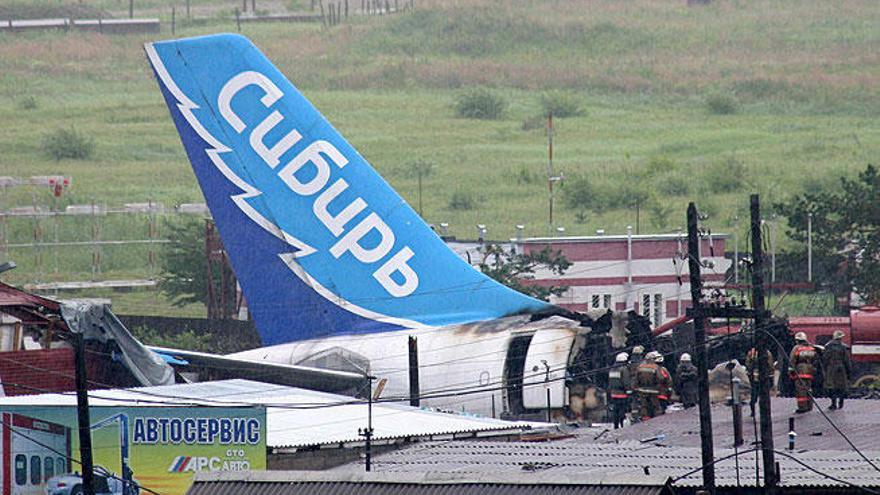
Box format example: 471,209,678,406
517,232,732,326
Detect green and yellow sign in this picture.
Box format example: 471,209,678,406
0,405,266,495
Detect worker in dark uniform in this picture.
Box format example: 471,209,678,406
607,352,631,429
789,332,819,413
629,345,645,419
675,353,698,408
823,330,851,410
746,346,774,417
655,352,672,413
635,351,664,419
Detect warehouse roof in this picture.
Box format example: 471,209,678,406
336,437,880,489
597,397,880,453
187,470,673,495
0,379,544,449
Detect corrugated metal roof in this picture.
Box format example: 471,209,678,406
596,397,880,453
0,379,543,449
186,471,671,495
332,437,880,488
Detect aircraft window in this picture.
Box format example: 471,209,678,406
30,455,41,485
15,454,27,485
44,457,55,481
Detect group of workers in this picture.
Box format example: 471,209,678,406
606,330,852,426
606,345,696,428
788,330,851,413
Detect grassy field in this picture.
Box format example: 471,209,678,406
0,0,877,314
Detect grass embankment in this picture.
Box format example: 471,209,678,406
0,0,877,314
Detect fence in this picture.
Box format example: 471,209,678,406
0,201,209,285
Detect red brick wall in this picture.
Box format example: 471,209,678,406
0,348,75,396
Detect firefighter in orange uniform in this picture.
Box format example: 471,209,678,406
789,332,819,413
635,351,668,419
655,353,673,412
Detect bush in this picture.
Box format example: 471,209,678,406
705,156,747,193
454,88,507,120
539,91,584,118
563,175,604,213
515,166,540,185
448,190,478,210
643,156,677,177
41,128,95,161
521,114,545,131
705,92,738,115
16,96,37,110
656,172,692,196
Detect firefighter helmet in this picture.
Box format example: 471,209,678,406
632,345,645,355
616,352,629,363
645,351,659,362
680,353,692,362
794,331,808,342
655,353,665,363
833,330,845,340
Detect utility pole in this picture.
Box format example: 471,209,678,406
750,194,777,491
74,333,95,495
547,112,554,234
807,212,813,282
686,202,715,493
408,336,420,407
359,376,375,472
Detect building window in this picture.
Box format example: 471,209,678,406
591,293,612,310
56,458,66,475
642,293,665,327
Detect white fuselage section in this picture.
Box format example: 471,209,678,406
231,315,582,417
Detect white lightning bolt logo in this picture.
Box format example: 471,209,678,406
144,43,316,258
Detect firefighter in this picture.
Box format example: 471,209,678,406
635,351,665,419
629,345,645,418
746,346,774,417
789,332,819,413
655,352,672,412
675,353,698,408
823,330,851,410
607,352,631,429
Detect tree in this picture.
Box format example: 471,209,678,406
159,217,209,307
478,244,572,301
776,164,880,304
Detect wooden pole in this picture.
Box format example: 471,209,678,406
171,6,176,35
129,0,134,18
408,336,420,407
687,202,715,493
235,8,241,31
74,333,96,495
750,194,777,492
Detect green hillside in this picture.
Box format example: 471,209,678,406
0,0,877,313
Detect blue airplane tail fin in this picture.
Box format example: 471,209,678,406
145,34,551,345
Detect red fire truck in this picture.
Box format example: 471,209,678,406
788,306,880,387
